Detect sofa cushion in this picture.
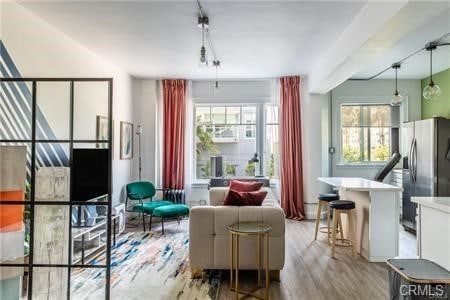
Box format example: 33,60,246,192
223,189,267,206
229,180,263,192
189,203,286,270
247,190,268,205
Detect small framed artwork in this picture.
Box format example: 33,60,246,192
120,121,133,160
96,115,108,148
96,116,115,159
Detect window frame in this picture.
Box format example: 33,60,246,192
339,103,392,165
193,103,278,180
263,104,280,179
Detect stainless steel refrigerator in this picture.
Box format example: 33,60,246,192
402,117,450,232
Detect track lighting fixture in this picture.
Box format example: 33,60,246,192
423,43,442,101
351,33,449,89
391,63,403,106
197,0,222,84
198,16,209,66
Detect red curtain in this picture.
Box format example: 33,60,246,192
162,79,187,189
279,76,304,220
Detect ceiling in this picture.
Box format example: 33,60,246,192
17,0,367,79
353,8,450,80
15,1,450,81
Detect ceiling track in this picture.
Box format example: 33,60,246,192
197,0,219,63
350,32,450,81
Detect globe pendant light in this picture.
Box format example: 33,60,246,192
391,63,403,106
423,45,441,100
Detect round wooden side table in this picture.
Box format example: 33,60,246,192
228,222,272,300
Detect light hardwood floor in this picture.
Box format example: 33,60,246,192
219,219,393,300
126,216,416,299
398,225,418,259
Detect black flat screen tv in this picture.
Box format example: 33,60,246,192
72,148,109,202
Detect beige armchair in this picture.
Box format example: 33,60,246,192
189,187,286,279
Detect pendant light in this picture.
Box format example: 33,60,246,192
391,63,403,106
198,16,209,66
423,44,442,100
196,0,223,85
213,60,220,90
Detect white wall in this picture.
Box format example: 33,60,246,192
1,1,134,205
131,79,159,184
330,79,421,179
300,77,331,218
192,80,272,103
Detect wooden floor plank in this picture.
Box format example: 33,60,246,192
126,215,416,299
218,219,398,300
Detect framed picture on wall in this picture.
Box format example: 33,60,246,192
120,121,133,160
97,116,115,159
96,115,108,149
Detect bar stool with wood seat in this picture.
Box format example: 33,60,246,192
329,200,356,258
314,193,340,243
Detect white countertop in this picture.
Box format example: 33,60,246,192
318,177,403,192
412,197,450,214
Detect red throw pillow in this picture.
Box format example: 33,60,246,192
229,180,263,192
223,189,244,206
246,191,268,206
223,189,267,206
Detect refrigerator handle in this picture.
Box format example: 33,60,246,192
412,138,418,183
409,138,415,182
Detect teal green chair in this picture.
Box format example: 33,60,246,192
125,181,174,231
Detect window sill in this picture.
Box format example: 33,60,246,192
190,180,209,188
336,163,385,169
190,178,280,188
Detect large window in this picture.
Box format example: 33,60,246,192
341,104,391,164
264,105,279,178
195,104,278,179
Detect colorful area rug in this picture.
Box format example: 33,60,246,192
71,229,221,300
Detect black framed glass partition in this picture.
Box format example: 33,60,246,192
0,78,113,299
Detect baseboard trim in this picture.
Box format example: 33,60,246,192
304,202,326,220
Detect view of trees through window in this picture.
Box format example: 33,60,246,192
341,104,391,163
195,105,279,179
264,105,279,178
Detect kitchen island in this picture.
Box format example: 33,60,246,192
318,177,403,262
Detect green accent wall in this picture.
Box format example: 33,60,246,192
421,68,450,119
